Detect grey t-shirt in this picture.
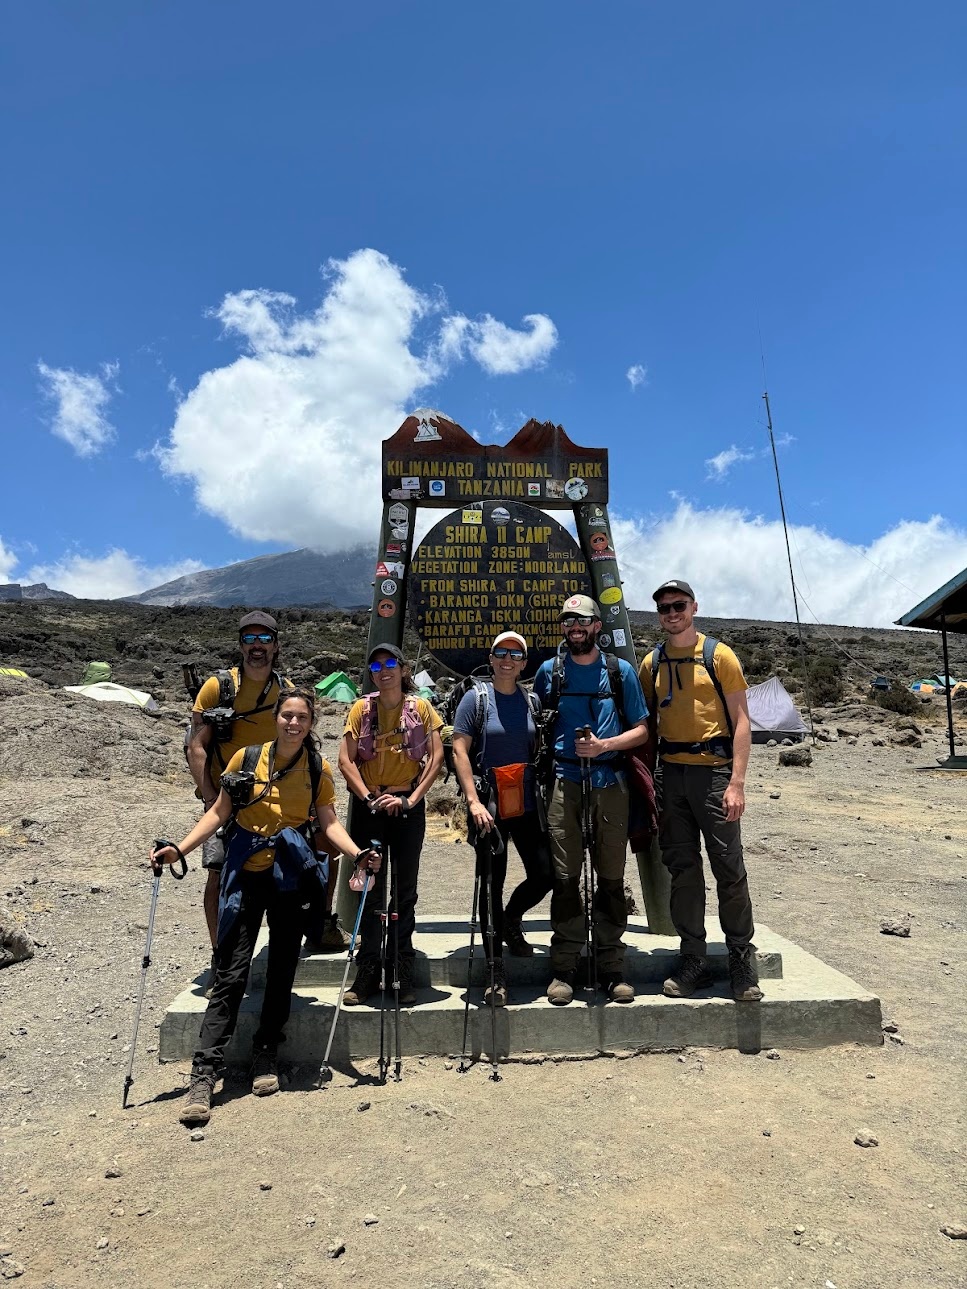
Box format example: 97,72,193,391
453,683,537,812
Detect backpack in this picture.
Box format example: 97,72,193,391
649,635,734,759
237,741,324,827
457,680,543,773
355,693,429,764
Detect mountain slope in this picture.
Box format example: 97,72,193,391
127,546,373,608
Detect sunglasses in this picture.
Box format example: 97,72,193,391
369,657,400,672
561,615,594,626
656,601,689,616
240,632,276,644
491,646,525,660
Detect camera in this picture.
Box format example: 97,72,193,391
219,769,256,809
202,706,236,742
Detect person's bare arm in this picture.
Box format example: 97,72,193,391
723,690,751,822
152,790,233,865
314,804,381,870
406,729,443,807
337,731,374,805
186,714,217,806
453,732,492,833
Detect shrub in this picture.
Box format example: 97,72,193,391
872,682,920,716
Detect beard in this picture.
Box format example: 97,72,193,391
568,636,597,656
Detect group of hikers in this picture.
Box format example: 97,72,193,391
150,581,762,1127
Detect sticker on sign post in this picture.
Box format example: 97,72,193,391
380,579,398,595
429,480,445,497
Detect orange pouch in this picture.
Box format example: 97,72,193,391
492,763,527,819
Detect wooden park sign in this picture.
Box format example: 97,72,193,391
365,409,638,676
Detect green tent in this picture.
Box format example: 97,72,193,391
315,670,360,703
81,661,112,684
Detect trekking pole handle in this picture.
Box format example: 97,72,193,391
151,839,188,879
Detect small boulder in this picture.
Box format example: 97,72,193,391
879,914,911,938
0,901,35,969
854,1131,879,1148
940,1224,967,1239
779,745,812,768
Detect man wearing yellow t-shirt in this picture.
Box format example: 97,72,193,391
640,580,763,1003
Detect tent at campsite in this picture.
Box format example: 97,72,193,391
0,667,28,679
64,682,159,712
80,661,112,684
746,676,808,743
314,671,360,703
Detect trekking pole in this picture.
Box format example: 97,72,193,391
458,855,482,1074
577,727,598,997
481,832,501,1083
377,844,394,1085
122,841,187,1108
392,861,402,1083
320,842,380,1081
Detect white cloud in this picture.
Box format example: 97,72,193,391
160,249,558,550
705,444,756,480
610,503,967,628
0,536,17,582
24,550,206,599
37,360,119,457
626,363,648,390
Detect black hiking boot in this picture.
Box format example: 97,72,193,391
663,953,713,998
503,918,534,958
179,1070,215,1126
397,957,417,1007
251,1046,280,1097
343,964,379,1007
728,945,763,1002
483,958,509,1007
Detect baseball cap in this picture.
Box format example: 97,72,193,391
238,610,278,633
491,630,528,653
367,642,406,664
652,579,695,602
559,594,601,621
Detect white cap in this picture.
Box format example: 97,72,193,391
491,630,528,653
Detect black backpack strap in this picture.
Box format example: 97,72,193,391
701,636,734,738
242,744,261,774
216,668,237,707
604,652,628,730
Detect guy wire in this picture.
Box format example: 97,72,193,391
762,390,817,744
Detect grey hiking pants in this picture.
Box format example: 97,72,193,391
656,761,755,956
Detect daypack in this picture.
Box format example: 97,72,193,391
355,693,429,764
649,635,734,758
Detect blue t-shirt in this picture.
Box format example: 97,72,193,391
453,683,538,812
532,653,649,787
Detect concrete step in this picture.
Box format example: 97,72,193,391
252,916,785,989
159,922,881,1064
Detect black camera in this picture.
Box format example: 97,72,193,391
219,769,256,809
202,706,236,742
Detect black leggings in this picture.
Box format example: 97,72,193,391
476,808,553,959
349,801,425,968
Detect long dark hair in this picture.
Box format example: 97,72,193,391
274,686,321,758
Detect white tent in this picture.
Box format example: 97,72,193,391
746,676,807,743
64,682,160,712
413,669,437,691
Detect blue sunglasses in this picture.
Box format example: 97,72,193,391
369,657,400,673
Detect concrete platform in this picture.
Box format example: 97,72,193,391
159,918,882,1064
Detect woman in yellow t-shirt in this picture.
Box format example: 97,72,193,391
153,688,379,1127
338,644,444,1007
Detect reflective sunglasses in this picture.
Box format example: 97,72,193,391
369,657,400,672
561,614,594,626
491,646,525,660
240,632,276,644
656,601,689,616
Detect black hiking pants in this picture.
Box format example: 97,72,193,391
349,801,425,970
475,808,553,960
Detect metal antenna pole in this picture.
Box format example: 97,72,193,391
763,391,816,744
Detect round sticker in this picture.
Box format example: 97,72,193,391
589,531,611,551
565,477,589,501
377,599,396,618
609,604,620,616
598,633,612,648
380,579,398,596
600,586,622,605
491,506,511,526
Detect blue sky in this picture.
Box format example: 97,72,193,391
2,2,964,625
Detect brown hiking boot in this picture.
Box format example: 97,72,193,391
179,1071,215,1126
397,957,417,1007
503,918,534,958
304,914,350,954
547,971,575,1006
729,946,763,1002
251,1047,280,1097
663,954,713,998
601,973,634,1003
343,965,379,1007
483,958,508,1007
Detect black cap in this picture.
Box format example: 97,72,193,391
238,610,278,632
652,579,695,602
367,642,405,664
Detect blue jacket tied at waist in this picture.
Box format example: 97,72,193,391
217,825,330,946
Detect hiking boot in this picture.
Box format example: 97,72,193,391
503,918,534,958
251,1047,280,1097
304,914,350,955
343,965,379,1007
729,945,763,1002
397,957,417,1007
601,973,634,1003
663,954,713,998
483,958,508,1007
179,1070,215,1126
547,971,575,1006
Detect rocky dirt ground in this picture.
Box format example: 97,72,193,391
1,609,966,1288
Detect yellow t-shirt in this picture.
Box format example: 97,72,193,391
344,695,443,791
193,668,290,787
640,634,747,766
223,742,336,873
